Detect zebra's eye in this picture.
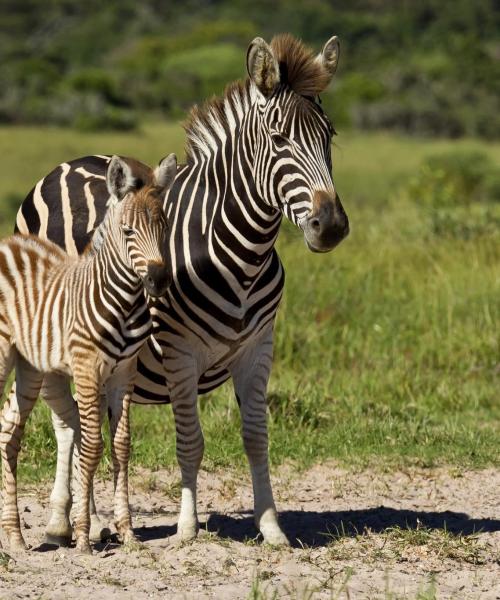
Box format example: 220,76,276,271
271,133,289,149
121,225,136,237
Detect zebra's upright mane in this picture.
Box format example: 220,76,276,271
183,80,254,159
183,34,330,159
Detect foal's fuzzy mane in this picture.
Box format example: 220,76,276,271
183,34,330,159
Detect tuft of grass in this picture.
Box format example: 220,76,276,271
325,524,495,566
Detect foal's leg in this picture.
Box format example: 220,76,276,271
0,355,43,550
230,327,289,545
71,387,110,542
35,375,108,546
72,365,103,554
107,367,134,544
38,374,77,546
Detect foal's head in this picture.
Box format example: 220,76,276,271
105,154,177,297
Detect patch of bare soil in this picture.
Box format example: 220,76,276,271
1,464,499,599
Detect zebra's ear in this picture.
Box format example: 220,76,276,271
316,36,340,80
106,155,137,202
247,37,280,98
154,153,177,191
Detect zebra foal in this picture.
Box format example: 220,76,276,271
0,153,176,552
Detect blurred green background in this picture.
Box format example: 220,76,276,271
0,1,498,478
1,0,500,137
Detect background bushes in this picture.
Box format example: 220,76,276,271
0,0,499,135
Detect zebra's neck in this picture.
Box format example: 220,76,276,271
172,81,282,293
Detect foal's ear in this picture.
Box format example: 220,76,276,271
316,35,340,81
247,37,280,98
106,155,137,201
154,153,177,191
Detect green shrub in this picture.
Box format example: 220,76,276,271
402,150,500,239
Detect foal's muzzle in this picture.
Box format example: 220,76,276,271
302,191,349,253
143,262,172,297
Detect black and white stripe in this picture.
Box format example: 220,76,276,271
2,155,176,551
14,35,349,544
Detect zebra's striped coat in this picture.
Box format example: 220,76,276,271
15,34,349,545
0,155,176,552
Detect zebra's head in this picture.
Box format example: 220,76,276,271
247,34,349,253
105,154,177,297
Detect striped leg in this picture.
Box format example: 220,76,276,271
167,359,202,541
230,329,289,545
107,367,134,545
31,375,108,546
72,368,103,554
70,389,110,543
0,355,43,551
37,374,76,546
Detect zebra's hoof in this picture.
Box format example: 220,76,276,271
89,519,112,543
261,527,290,547
8,536,28,552
43,532,72,548
176,520,199,543
75,541,92,555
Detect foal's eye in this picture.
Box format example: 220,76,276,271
121,226,136,236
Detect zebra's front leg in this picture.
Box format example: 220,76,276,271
72,367,104,554
107,371,134,545
71,389,110,543
169,361,203,542
230,329,289,546
0,356,43,551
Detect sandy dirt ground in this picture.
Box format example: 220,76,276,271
0,464,499,599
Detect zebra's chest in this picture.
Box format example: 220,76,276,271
155,252,285,378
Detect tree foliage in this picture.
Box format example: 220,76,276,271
0,0,498,136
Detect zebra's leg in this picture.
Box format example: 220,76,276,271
0,355,43,551
230,328,289,546
168,360,203,541
37,374,76,546
72,367,104,554
106,368,134,545
71,389,111,543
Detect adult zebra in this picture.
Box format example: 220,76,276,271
14,34,349,545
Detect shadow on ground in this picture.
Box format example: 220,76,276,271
203,508,500,548
31,507,500,551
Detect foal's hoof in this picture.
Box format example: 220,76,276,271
8,536,28,552
44,532,72,548
75,541,92,555
89,519,112,543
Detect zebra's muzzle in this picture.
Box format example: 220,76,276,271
303,191,349,253
143,262,172,297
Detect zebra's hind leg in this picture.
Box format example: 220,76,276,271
40,374,78,547
230,328,289,546
0,355,43,551
107,367,135,546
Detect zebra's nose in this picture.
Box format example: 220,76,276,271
143,262,172,297
303,191,349,253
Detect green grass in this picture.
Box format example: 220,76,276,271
0,123,498,482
